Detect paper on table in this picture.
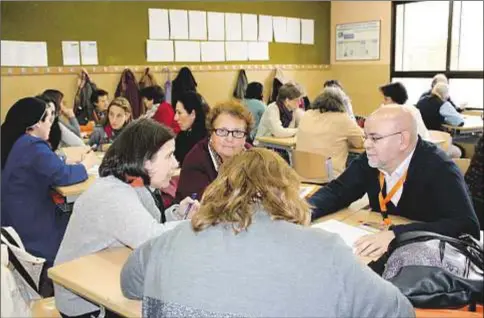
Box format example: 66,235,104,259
225,41,248,61
272,16,288,43
169,9,189,40
1,41,48,67
258,15,273,42
175,41,200,62
80,41,98,65
62,41,81,65
248,42,269,61
242,13,258,41
146,40,174,62
148,8,169,39
301,19,314,44
225,13,242,41
312,220,372,251
201,42,225,62
189,10,207,40
286,17,301,44
299,185,316,198
207,11,225,41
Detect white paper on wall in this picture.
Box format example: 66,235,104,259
189,10,207,40
286,17,301,44
169,9,189,40
148,8,170,39
175,41,201,62
1,41,48,67
248,42,269,61
201,41,225,62
272,16,288,43
62,41,81,65
225,13,242,41
146,40,174,62
207,11,225,41
242,13,258,41
301,19,315,45
225,41,248,61
80,41,98,65
258,15,273,42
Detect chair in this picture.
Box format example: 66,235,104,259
31,297,61,318
292,150,332,185
452,158,471,175
428,130,451,152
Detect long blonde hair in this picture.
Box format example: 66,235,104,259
191,148,311,234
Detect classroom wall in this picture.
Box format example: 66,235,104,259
330,1,391,116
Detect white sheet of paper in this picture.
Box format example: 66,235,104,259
189,10,207,40
169,9,189,40
175,41,200,62
207,11,225,41
146,40,174,62
286,17,301,44
225,41,248,61
248,42,269,61
80,41,98,65
242,13,258,41
301,19,315,45
62,41,81,65
1,41,48,67
272,16,287,43
1,40,18,66
299,185,316,198
30,42,49,66
258,15,273,42
225,13,242,41
148,8,169,39
201,41,225,62
312,220,372,251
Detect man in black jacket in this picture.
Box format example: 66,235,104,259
308,105,479,258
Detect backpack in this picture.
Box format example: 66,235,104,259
370,231,483,309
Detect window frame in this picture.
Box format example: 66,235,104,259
390,0,483,79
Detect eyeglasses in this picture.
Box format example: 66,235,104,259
213,128,247,139
363,131,402,143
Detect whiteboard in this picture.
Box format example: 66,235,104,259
336,20,380,61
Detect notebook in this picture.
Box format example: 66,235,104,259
311,219,372,251
299,185,317,198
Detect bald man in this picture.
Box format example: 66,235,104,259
308,105,479,258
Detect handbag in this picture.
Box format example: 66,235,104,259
370,231,483,309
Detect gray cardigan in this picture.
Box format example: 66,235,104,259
121,207,415,318
54,175,184,316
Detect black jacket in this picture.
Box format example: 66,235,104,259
416,94,445,130
308,137,480,238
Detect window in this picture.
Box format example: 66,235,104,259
392,1,483,109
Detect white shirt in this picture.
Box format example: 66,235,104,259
379,147,416,206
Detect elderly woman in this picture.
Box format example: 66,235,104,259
121,148,414,318
296,87,364,177
175,100,253,201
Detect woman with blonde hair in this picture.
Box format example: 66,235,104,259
121,148,414,318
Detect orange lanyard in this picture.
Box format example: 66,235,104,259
378,171,407,225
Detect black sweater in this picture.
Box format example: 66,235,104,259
308,138,480,238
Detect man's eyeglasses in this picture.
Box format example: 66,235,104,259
213,128,247,139
363,131,402,143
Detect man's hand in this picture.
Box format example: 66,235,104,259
354,230,395,258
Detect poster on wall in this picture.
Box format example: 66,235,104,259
335,20,380,61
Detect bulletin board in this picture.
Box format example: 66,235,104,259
335,20,380,61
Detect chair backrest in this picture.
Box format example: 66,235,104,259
452,158,471,175
429,130,451,152
292,150,332,184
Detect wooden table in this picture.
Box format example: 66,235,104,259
442,115,483,135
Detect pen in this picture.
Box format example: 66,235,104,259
183,193,198,219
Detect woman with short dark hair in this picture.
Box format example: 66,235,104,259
140,85,180,133
54,118,199,318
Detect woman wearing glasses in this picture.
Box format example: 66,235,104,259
176,100,253,201
1,97,97,297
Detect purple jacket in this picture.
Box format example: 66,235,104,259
115,69,141,119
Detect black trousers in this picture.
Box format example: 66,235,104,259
60,308,122,318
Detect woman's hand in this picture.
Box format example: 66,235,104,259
178,196,200,220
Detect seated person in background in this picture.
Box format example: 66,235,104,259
54,118,199,318
417,82,465,129
465,136,484,230
308,105,479,258
296,87,364,178
324,79,355,120
176,100,252,202
88,97,131,149
243,82,266,142
42,89,82,137
379,82,430,141
255,82,303,140
418,73,465,111
121,148,415,318
140,85,180,133
174,91,209,165
1,97,97,296
90,88,109,124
